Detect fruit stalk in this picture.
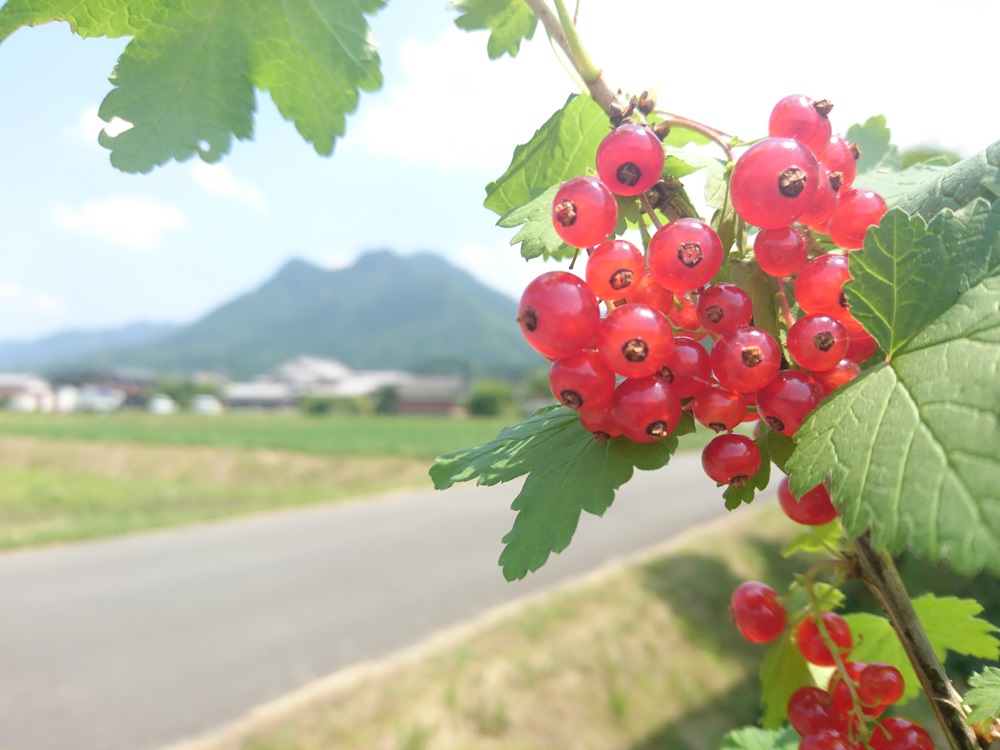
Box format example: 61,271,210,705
852,532,986,750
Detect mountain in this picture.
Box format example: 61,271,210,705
0,322,177,372
93,251,539,379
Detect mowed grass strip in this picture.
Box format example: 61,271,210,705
0,412,516,460
0,436,432,550
188,504,806,750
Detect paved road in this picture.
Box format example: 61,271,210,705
0,451,733,750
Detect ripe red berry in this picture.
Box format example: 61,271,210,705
648,218,725,292
549,350,616,411
753,225,808,277
551,176,619,248
693,384,748,432
818,136,860,189
788,686,843,737
858,663,905,709
730,581,787,643
828,660,868,718
657,336,712,398
787,313,849,372
595,123,665,196
799,730,857,750
870,718,934,750
730,138,820,229
518,272,600,359
586,239,646,301
596,304,675,378
795,253,852,318
796,612,853,666
798,164,842,230
667,293,703,335
813,359,862,395
710,326,782,393
846,331,879,363
768,94,833,155
629,274,674,313
756,370,824,436
778,476,838,526
702,433,761,487
827,188,888,250
610,376,682,443
696,283,753,335
578,404,622,441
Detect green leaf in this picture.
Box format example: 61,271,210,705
854,162,948,207
843,595,999,704
496,186,575,261
787,197,1000,576
895,140,1000,220
431,406,680,580
965,666,1000,724
781,519,843,558
760,627,814,728
0,0,388,173
485,94,610,216
846,115,899,175
728,260,780,342
719,725,800,750
451,0,537,58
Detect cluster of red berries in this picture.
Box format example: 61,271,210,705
516,94,887,491
731,577,931,749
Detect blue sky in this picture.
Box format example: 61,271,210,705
0,1,995,341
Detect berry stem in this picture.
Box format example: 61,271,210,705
525,0,625,116
852,532,986,750
653,111,735,161
776,278,796,329
639,193,663,230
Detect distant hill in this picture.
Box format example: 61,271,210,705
0,322,176,372
90,251,539,379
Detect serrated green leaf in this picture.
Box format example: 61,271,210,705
496,186,574,261
485,94,610,217
451,0,537,58
846,115,899,175
895,140,1000,220
0,0,388,172
784,581,845,616
765,429,795,475
965,666,1000,724
843,595,999,704
431,406,680,580
760,627,814,728
781,519,843,558
788,197,1000,576
723,431,771,510
719,725,799,750
854,162,948,207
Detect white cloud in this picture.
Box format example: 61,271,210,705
33,293,66,313
74,105,133,148
191,162,269,211
52,195,188,251
0,282,25,300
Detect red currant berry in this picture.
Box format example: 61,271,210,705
596,304,674,378
518,272,600,359
730,138,820,229
818,137,860,189
799,730,857,750
798,164,842,230
596,124,665,196
858,663,905,709
768,94,833,155
692,384,748,432
730,581,787,644
610,376,682,443
586,239,646,301
796,612,853,666
702,433,761,487
552,176,619,248
870,718,934,750
667,293,703,335
710,326,782,393
549,350,616,411
787,314,849,371
657,336,712,398
578,404,622,441
813,359,861,395
778,476,838,526
753,226,808,277
756,370,824,436
788,686,842,737
827,188,888,250
828,660,868,717
696,283,753,335
845,331,879,363
794,253,851,317
648,218,725,292
629,274,675,313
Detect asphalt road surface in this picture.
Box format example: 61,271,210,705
0,451,736,750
